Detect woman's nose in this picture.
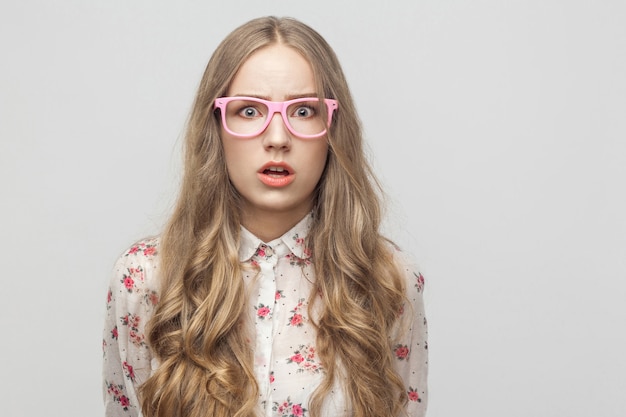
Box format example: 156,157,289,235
262,112,291,150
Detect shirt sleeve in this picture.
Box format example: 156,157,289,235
390,248,429,417
102,240,160,417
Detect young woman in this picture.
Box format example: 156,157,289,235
103,16,428,417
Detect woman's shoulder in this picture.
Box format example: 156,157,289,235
108,236,162,304
120,236,160,260
384,239,426,295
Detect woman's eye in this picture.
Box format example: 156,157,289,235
293,106,316,118
239,106,261,118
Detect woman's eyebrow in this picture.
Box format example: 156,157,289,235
231,93,269,99
285,93,318,100
230,93,319,101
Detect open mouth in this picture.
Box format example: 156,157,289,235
263,166,290,177
258,162,295,187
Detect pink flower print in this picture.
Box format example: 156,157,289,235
255,245,274,259
287,344,322,374
292,404,304,416
129,330,145,346
107,289,112,304
269,371,275,383
123,361,135,381
111,326,118,340
290,353,304,364
275,290,284,301
129,267,142,280
287,253,312,267
120,266,144,293
256,303,271,319
120,313,145,347
291,233,304,245
119,395,130,409
394,344,410,360
303,247,312,258
106,382,131,410
145,291,159,306
107,382,120,396
130,266,145,281
414,272,425,293
289,313,303,326
272,397,307,417
407,387,421,402
123,276,134,291
306,346,315,360
287,298,307,327
130,315,140,328
126,240,157,257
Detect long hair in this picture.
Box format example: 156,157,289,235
140,16,407,417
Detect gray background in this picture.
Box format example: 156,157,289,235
1,1,625,416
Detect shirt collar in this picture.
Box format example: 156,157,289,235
238,212,313,262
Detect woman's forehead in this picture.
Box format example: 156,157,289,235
227,44,316,99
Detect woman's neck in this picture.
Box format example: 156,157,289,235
241,206,310,243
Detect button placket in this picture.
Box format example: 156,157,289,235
254,244,278,405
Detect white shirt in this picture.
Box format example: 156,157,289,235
102,214,428,416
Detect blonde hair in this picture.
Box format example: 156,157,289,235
140,16,408,417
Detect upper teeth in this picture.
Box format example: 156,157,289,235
268,167,285,172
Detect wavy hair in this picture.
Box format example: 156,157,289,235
140,16,408,417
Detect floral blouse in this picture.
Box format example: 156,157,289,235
102,214,428,416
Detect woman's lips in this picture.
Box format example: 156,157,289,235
258,161,295,187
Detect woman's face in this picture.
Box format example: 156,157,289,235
220,44,329,228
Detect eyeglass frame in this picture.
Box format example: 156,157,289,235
213,96,339,139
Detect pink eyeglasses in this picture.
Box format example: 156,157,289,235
214,96,338,139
